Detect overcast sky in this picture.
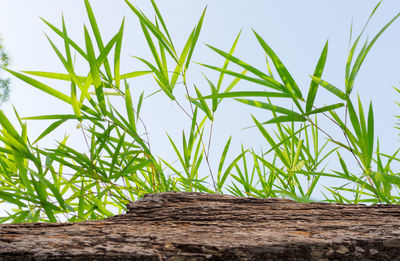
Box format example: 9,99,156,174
1,0,400,195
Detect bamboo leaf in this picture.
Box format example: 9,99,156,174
347,98,362,139
125,82,136,131
22,71,86,82
205,45,287,93
235,98,303,117
304,103,344,116
309,76,346,100
33,119,67,144
114,18,125,89
40,17,88,60
198,63,284,92
194,85,213,121
84,0,112,80
261,115,306,124
184,6,206,71
218,137,232,178
201,91,290,100
124,0,178,63
120,71,151,79
217,30,242,91
306,40,328,112
252,29,303,100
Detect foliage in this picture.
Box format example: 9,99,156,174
1,0,400,223
0,37,11,103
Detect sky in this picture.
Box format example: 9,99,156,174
1,0,400,197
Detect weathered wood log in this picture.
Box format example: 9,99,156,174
1,192,400,260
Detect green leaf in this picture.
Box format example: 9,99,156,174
218,150,246,191
309,76,347,100
306,40,328,113
218,137,232,178
261,115,306,124
347,98,362,139
84,0,112,80
150,0,175,52
140,21,165,78
0,191,27,208
217,30,242,92
345,2,381,82
367,101,374,163
84,26,106,114
198,63,284,92
205,45,287,93
347,5,400,94
70,82,82,121
252,116,290,167
114,18,125,89
201,91,290,100
235,98,303,117
22,71,86,82
120,71,151,79
45,34,86,95
252,29,303,100
124,0,178,63
304,103,344,116
33,119,67,144
125,82,136,131
194,85,213,121
40,17,88,60
184,6,206,71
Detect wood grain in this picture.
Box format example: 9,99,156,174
1,192,400,260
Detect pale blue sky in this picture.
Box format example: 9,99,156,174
1,0,400,196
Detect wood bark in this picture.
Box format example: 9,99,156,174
1,191,400,260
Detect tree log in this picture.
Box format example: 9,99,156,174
1,192,400,260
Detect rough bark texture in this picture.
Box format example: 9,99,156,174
1,192,400,260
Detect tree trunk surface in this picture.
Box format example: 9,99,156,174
1,192,400,260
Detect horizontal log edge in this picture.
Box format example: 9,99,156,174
1,192,400,260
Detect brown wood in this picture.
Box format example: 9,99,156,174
1,191,400,260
